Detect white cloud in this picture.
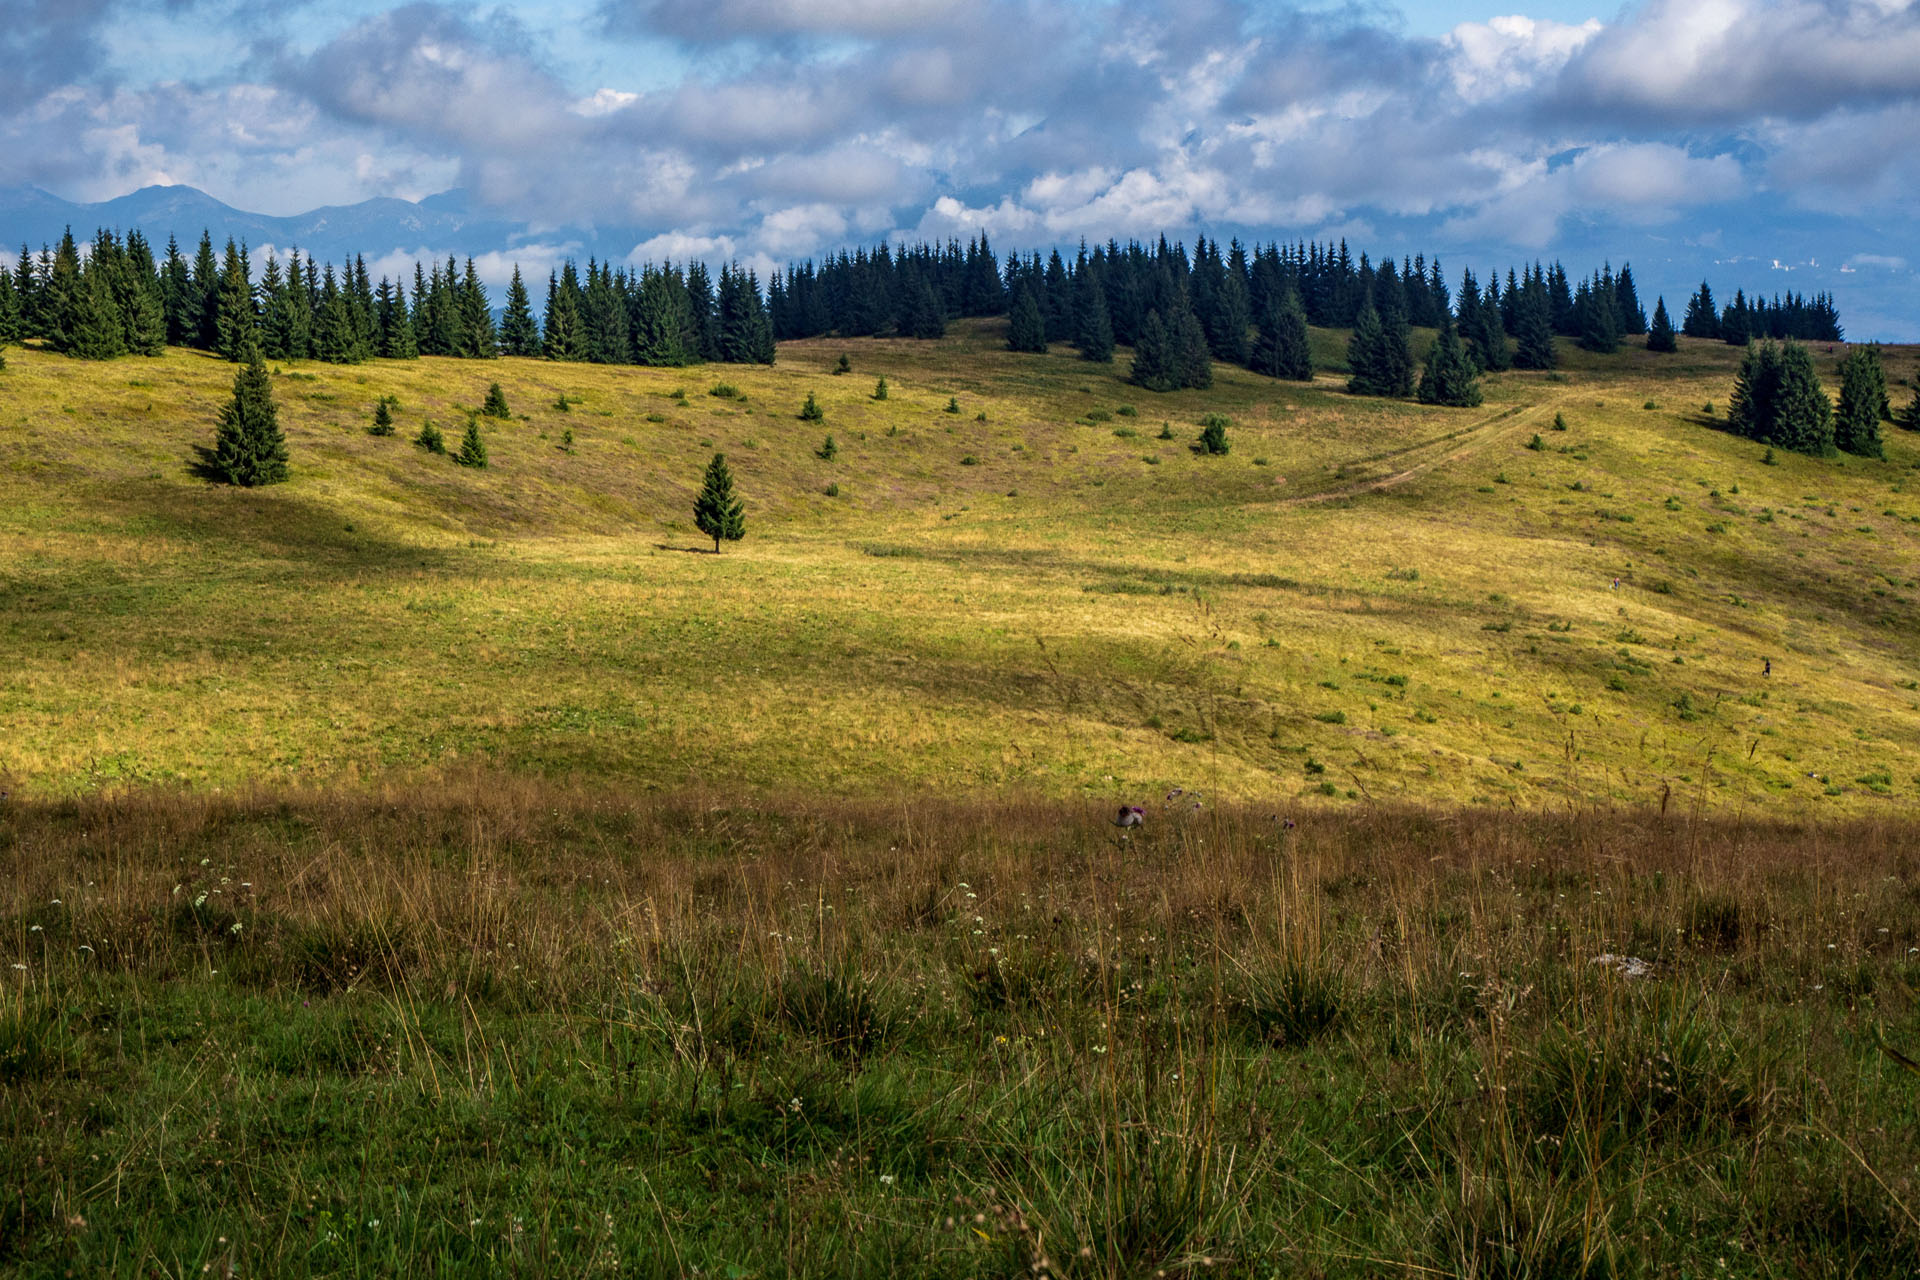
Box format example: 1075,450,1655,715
1445,15,1602,103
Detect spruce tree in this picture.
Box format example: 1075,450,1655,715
1074,272,1113,362
1726,341,1782,442
0,266,17,347
214,240,256,360
191,232,221,350
1416,318,1482,407
1835,347,1886,458
457,259,496,358
1475,285,1511,371
1772,342,1833,455
1130,310,1176,391
499,266,540,357
1614,264,1647,334
1249,289,1312,381
633,267,692,366
211,346,289,486
1646,297,1678,352
1511,285,1557,370
1682,282,1719,339
693,452,746,552
456,416,489,468
482,382,511,418
1575,277,1620,353
70,250,126,360
1376,291,1414,395
713,266,775,364
1897,385,1920,433
1345,297,1394,395
314,266,359,364
684,262,719,360
1007,288,1047,353
42,229,85,354
120,231,167,356
1170,300,1213,390
370,398,395,436
544,266,584,361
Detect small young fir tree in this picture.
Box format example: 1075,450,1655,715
694,452,746,552
211,347,289,486
456,417,489,468
481,382,511,418
369,398,395,436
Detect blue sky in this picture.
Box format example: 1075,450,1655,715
4,0,1916,336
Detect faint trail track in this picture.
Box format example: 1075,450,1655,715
1275,396,1566,507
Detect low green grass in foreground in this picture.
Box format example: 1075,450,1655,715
5,782,1919,1276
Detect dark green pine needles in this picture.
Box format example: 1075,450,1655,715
1416,319,1482,407
211,348,289,486
694,452,746,553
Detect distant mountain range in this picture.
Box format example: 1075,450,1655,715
0,184,576,275
2,183,1913,340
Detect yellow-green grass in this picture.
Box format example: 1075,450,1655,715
2,327,1917,811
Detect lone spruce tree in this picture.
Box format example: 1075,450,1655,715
1646,297,1678,352
212,344,289,486
694,453,746,553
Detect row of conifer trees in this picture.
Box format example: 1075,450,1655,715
0,225,1848,397
0,228,775,367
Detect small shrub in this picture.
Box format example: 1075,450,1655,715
817,434,838,460
1115,405,1136,417
1762,447,1777,465
1198,419,1230,455
945,396,961,414
1085,408,1113,423
872,376,888,400
1157,422,1175,440
1526,433,1544,450
1643,399,1658,410
644,412,666,423
481,382,510,418
1386,566,1419,581
553,394,572,412
833,353,851,375
1113,426,1138,439
368,398,395,436
415,419,445,453
824,482,840,497
1315,710,1346,725
560,427,574,454
960,454,980,466
1551,412,1568,431
800,392,825,422
710,383,741,399
1200,412,1231,429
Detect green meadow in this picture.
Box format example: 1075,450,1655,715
4,327,1920,1276
3,325,1917,809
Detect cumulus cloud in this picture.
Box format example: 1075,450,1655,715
3,0,1918,334
1556,0,1920,124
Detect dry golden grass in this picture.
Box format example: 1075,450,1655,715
1,328,1916,814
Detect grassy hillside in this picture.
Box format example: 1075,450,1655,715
2,325,1917,811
